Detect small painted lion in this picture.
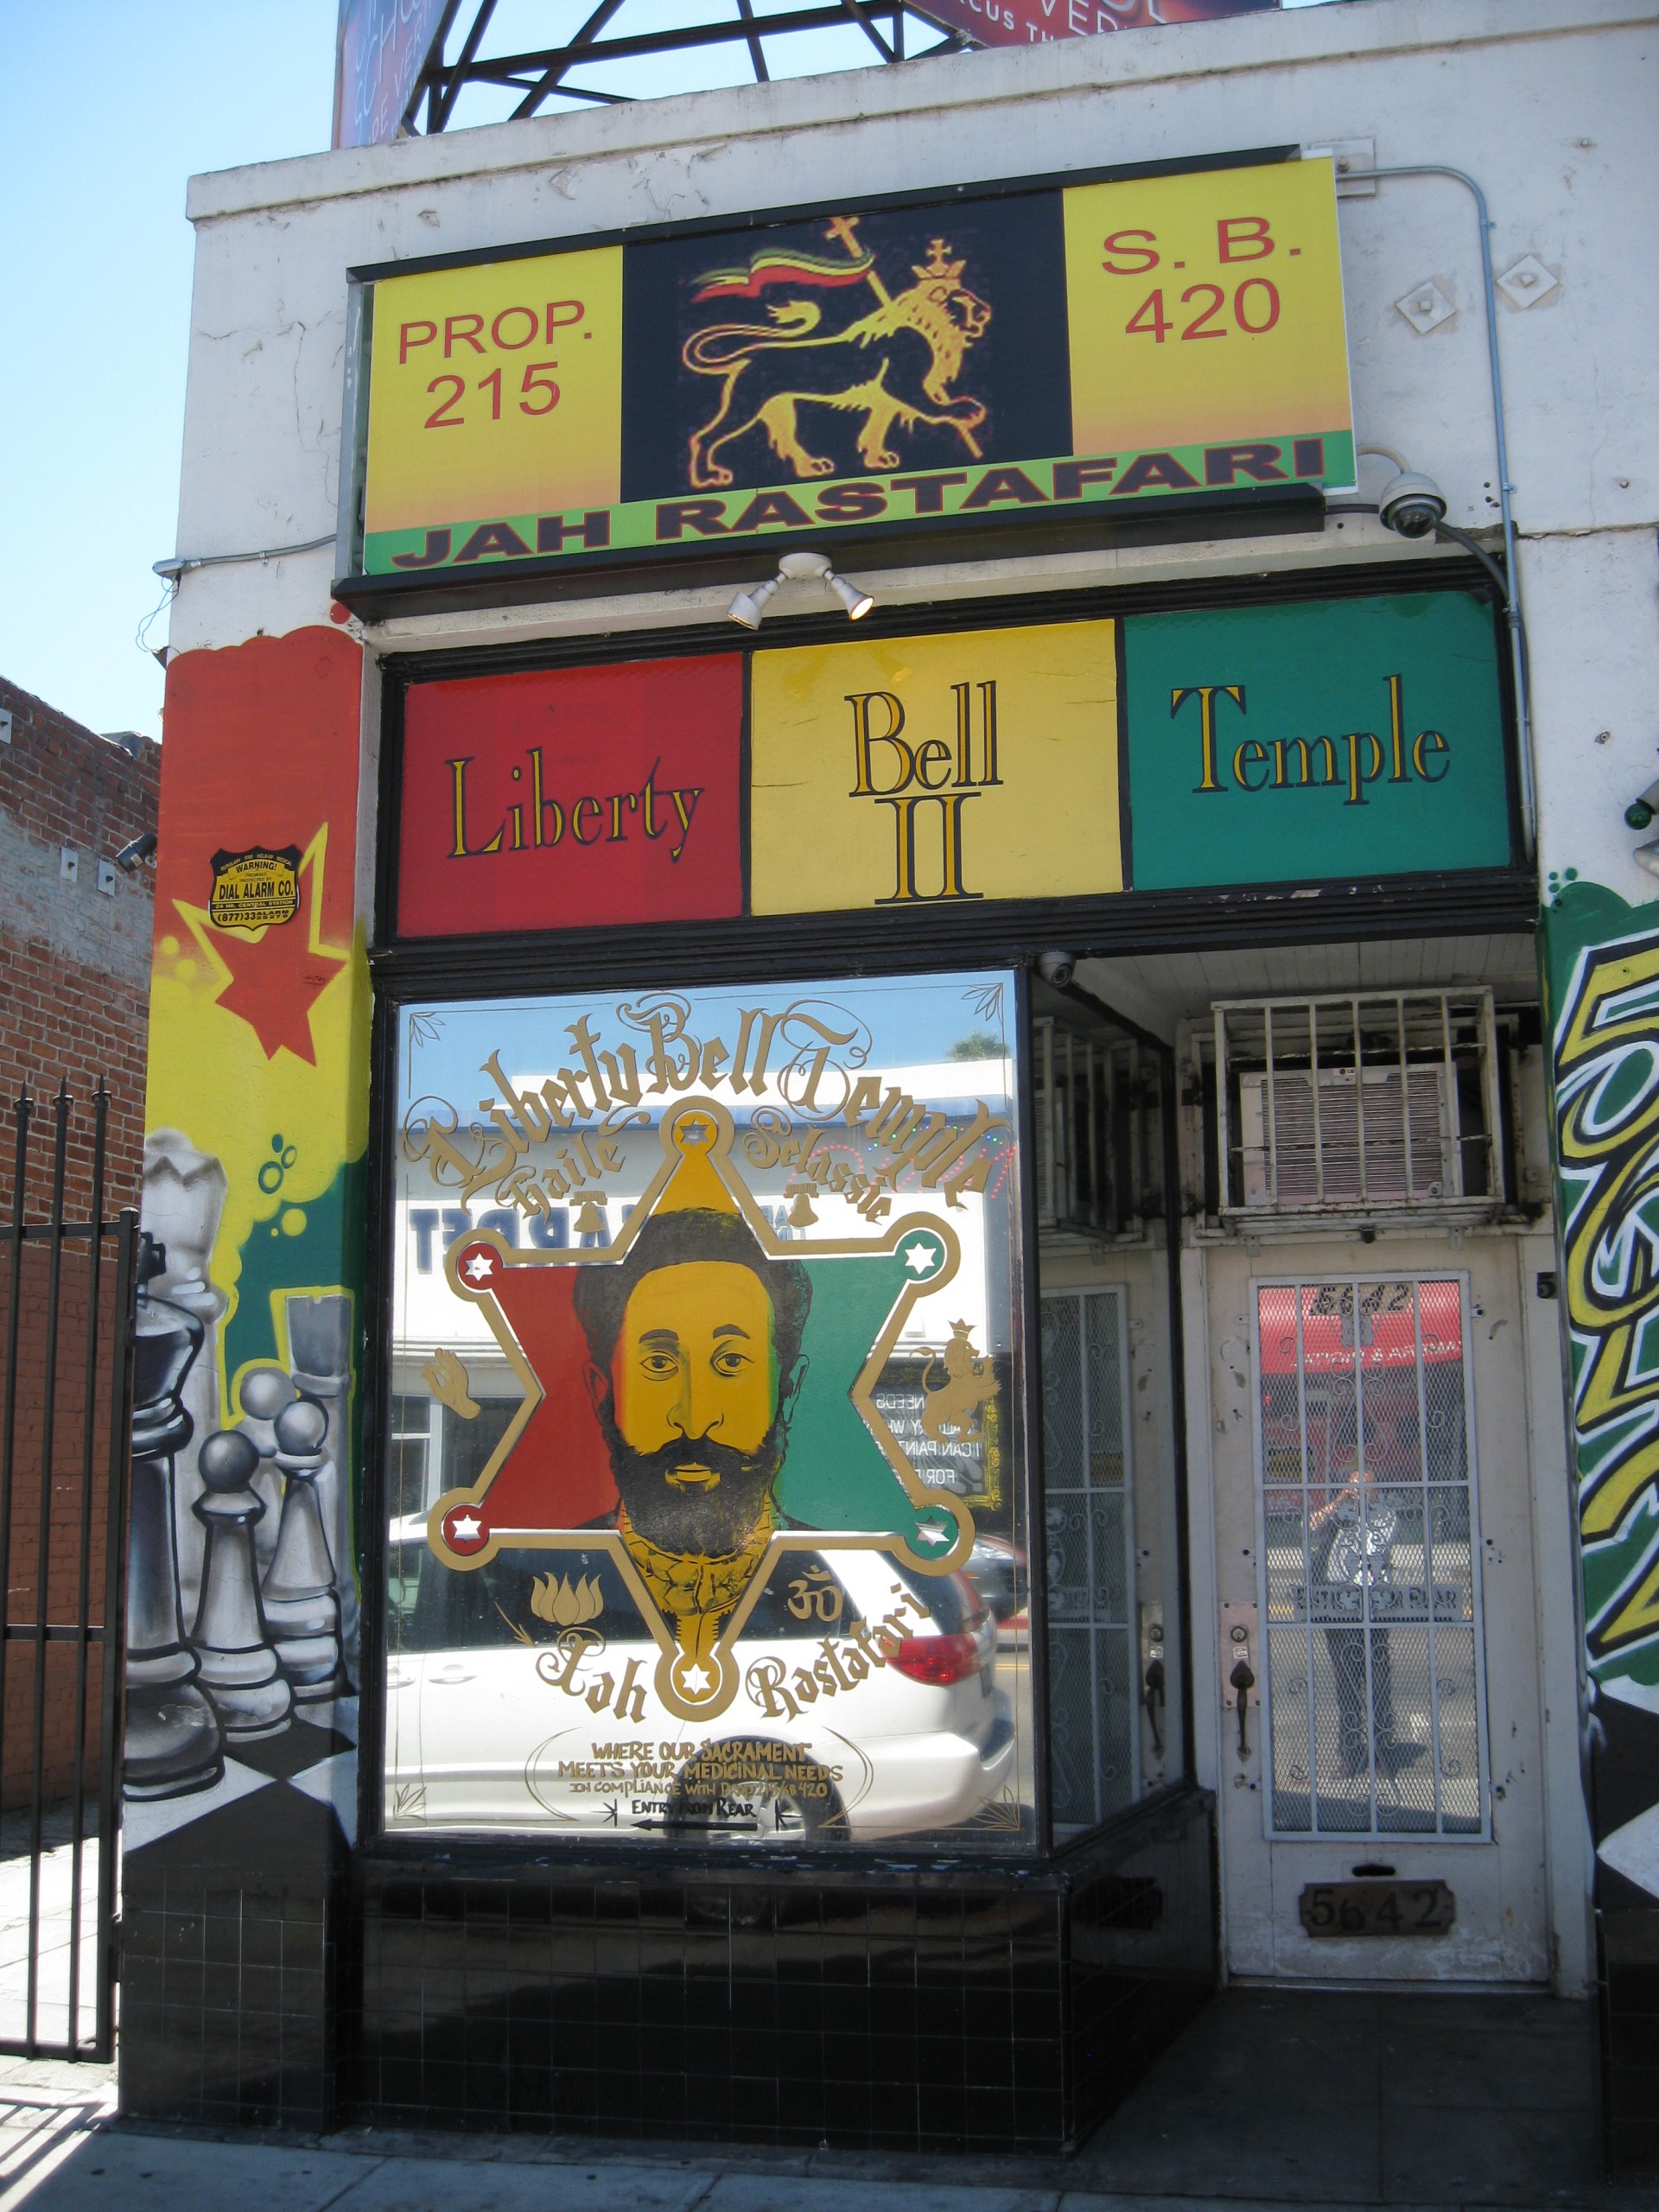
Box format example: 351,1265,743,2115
682,241,991,489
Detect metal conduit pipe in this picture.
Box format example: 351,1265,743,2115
1344,166,1537,865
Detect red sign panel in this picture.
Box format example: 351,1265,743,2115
397,655,744,938
918,0,1273,48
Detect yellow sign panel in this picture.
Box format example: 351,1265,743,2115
364,245,624,536
1065,157,1351,461
749,621,1121,914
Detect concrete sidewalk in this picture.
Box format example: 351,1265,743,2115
0,1990,1645,2212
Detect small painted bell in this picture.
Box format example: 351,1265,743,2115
785,1187,818,1230
572,1194,607,1236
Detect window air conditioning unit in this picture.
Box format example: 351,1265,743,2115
1215,990,1503,1219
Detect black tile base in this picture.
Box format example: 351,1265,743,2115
1600,1905,1659,2180
346,1788,1216,2152
122,1768,1214,2152
120,1777,345,2131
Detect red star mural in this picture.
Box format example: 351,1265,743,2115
176,830,350,1065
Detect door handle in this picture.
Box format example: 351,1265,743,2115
1142,1656,1166,1754
429,1666,476,1686
1230,1657,1255,1759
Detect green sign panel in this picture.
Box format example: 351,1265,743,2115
1123,591,1512,889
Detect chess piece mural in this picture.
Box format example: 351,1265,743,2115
261,1395,349,1699
234,1364,298,1577
140,1131,229,1623
124,1239,225,1801
190,1430,294,1740
284,1292,359,1666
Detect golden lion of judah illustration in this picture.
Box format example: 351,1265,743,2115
682,231,992,491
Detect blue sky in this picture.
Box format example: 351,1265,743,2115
2,0,1332,747
1,3,340,745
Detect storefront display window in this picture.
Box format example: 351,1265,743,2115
383,969,1033,1846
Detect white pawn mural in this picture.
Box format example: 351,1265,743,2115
235,1365,299,1579
190,1430,294,1740
261,1395,349,1700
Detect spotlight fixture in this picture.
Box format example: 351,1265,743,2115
826,570,875,620
726,549,876,628
115,832,157,874
726,575,781,630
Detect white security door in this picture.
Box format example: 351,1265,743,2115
1207,1237,1550,1982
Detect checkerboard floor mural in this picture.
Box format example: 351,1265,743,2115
122,1699,358,1858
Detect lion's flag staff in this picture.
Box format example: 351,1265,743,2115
823,215,985,463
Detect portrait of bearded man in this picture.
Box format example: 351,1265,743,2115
571,1206,812,1667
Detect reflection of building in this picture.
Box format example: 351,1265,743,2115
128,0,1652,2182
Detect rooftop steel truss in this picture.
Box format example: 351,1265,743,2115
399,0,973,130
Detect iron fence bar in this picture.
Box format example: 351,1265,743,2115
1440,995,1464,1199
0,1091,30,1877
1263,1001,1278,1205
2,1626,105,1643
67,1085,109,2053
1479,993,1504,1200
0,1226,108,1244
1311,1002,1325,1205
93,1210,138,2064
1352,1000,1369,1204
26,1090,71,2056
1411,1279,1446,1834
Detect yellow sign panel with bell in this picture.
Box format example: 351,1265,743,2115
748,620,1122,915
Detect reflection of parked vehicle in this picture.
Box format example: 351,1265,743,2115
385,1521,1015,1841
964,1533,1027,1631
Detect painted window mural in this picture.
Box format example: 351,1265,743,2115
385,971,1033,1845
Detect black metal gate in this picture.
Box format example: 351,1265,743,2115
0,1084,137,2060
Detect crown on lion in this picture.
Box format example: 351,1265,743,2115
913,237,966,284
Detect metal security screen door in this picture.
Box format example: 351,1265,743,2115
1253,1277,1489,1840
1042,1288,1138,1830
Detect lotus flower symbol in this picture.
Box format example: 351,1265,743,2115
531,1572,604,1627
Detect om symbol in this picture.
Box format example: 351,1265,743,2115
786,1567,843,1624
258,1132,298,1194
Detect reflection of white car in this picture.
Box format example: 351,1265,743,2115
385,1520,1016,1842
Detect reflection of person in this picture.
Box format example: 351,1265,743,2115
1307,1457,1417,1781
573,1209,811,1662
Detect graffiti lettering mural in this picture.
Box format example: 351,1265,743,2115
1554,912,1659,1676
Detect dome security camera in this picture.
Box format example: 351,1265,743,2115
1377,470,1449,540
1036,949,1076,988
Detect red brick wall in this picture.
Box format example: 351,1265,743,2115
0,675,159,1804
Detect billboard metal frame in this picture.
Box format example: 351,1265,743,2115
394,0,971,132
